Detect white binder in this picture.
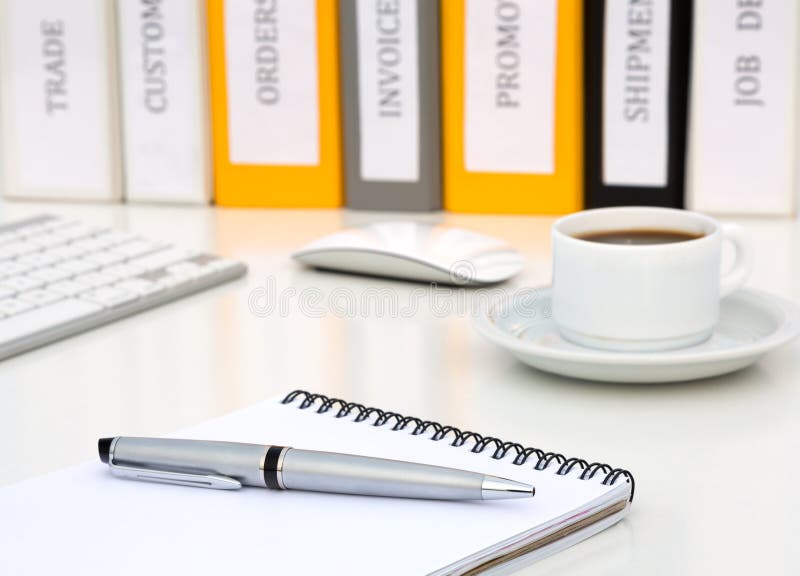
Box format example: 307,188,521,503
116,0,211,204
687,0,799,215
0,0,122,201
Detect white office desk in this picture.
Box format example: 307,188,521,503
1,200,798,575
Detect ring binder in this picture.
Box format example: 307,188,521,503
282,390,635,500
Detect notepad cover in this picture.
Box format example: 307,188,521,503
0,391,633,575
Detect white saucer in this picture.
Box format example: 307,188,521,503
473,287,800,383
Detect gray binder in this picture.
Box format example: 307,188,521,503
340,0,441,211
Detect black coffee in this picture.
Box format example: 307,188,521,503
576,229,703,245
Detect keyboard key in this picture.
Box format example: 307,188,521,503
92,230,136,247
0,275,45,293
15,223,51,238
129,248,196,272
0,287,15,300
17,252,60,269
81,286,138,308
57,224,99,240
0,241,39,259
44,245,84,261
207,258,241,273
0,298,35,317
42,244,78,260
56,259,97,275
189,254,218,266
157,274,192,289
47,219,80,231
0,216,55,236
73,272,115,288
0,299,103,343
40,217,70,231
87,234,119,250
83,250,127,267
71,237,109,255
28,267,73,284
0,233,19,246
166,262,204,279
0,261,31,278
27,233,69,249
18,289,63,307
115,278,163,297
113,240,164,259
101,263,144,280
49,280,90,297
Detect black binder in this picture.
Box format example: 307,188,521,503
584,0,693,208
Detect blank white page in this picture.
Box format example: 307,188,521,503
0,395,631,575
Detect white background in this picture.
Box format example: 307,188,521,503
1,198,799,574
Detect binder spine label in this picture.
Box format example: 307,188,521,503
118,0,207,199
355,0,420,182
463,0,556,174
5,0,113,192
602,0,670,187
224,0,319,166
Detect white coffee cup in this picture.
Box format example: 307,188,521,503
551,207,753,352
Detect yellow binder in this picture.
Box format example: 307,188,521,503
207,0,341,207
442,0,582,214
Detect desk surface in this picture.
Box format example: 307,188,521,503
1,200,798,575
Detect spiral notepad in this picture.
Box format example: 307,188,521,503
0,391,635,576
282,390,634,499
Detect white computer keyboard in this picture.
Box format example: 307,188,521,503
0,215,247,360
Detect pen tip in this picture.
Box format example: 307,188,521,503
481,476,535,500
98,438,114,463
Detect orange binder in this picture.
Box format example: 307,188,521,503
207,0,341,207
442,0,582,214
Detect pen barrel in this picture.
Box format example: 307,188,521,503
111,437,267,487
282,449,485,500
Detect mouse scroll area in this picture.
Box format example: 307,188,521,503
293,249,457,284
292,222,523,285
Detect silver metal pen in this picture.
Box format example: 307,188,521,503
98,437,535,500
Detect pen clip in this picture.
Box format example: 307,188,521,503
108,460,242,490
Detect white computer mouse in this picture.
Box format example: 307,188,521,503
292,221,523,285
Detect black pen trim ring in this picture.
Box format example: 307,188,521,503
262,445,288,490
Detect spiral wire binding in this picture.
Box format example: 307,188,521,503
282,390,635,501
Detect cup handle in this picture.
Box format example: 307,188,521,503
719,223,753,298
